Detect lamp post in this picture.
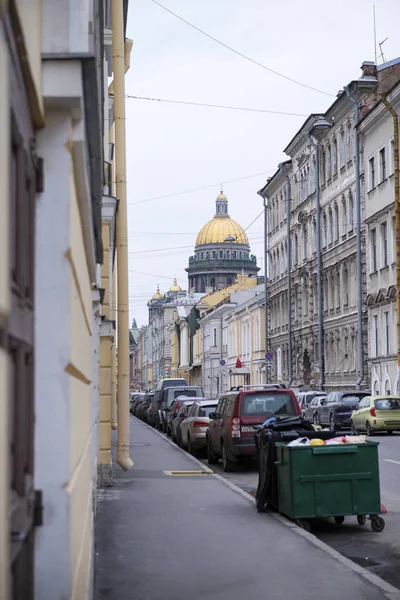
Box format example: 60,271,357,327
308,118,332,390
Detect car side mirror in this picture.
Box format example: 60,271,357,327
209,412,216,420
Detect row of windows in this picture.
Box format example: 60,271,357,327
269,262,355,330
195,249,250,261
371,307,396,358
368,139,395,191
269,191,355,280
227,317,261,358
370,216,395,272
269,124,354,233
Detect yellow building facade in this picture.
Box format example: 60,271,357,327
0,1,131,598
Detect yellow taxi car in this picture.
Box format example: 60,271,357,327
350,395,400,435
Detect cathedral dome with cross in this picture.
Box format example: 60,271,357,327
186,188,259,294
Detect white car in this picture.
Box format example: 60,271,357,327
179,400,218,456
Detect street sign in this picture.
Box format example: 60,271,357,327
220,359,226,366
265,351,273,361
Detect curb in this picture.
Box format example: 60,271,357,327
133,417,400,599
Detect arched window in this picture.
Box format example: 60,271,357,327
332,138,338,176
210,278,216,291
343,266,349,305
303,225,307,260
276,248,280,277
312,218,317,253
322,213,327,248
348,192,354,232
330,272,335,310
320,146,326,183
336,270,340,307
294,233,298,265
327,144,332,180
328,207,333,245
340,128,346,168
341,196,346,236
334,204,339,242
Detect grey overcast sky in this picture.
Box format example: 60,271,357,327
125,0,398,327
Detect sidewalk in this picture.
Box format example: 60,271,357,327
94,417,397,600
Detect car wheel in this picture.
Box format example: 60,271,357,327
313,413,320,426
177,430,183,448
366,421,373,436
188,436,199,458
329,413,336,431
167,425,171,437
207,436,219,465
387,430,394,435
221,442,236,473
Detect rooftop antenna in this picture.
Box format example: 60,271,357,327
378,37,388,64
373,5,377,65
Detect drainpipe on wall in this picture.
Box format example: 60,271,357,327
345,86,364,390
279,163,293,387
263,196,269,383
112,0,133,470
111,266,118,430
380,94,400,393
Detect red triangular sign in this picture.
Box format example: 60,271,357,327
235,357,242,369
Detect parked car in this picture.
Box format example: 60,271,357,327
133,393,147,417
171,401,194,444
160,386,204,433
296,390,326,415
137,393,153,421
179,400,216,456
206,386,300,472
151,378,187,429
303,396,327,424
166,396,192,437
318,390,370,430
351,395,400,435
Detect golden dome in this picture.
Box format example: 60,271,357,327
196,188,249,246
152,285,163,300
169,278,183,292
196,217,248,246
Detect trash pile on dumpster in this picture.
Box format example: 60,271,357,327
287,434,367,447
255,416,386,533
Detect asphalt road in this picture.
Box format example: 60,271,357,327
197,432,400,590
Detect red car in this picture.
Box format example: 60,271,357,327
206,385,300,472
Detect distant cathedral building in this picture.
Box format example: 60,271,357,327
186,190,259,293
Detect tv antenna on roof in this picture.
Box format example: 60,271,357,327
378,37,388,64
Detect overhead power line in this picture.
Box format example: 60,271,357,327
150,0,334,98
128,170,275,206
126,95,309,117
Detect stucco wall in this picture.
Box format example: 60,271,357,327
35,109,95,600
0,23,9,596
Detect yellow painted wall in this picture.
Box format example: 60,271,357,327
101,224,110,319
15,0,44,125
66,161,94,599
0,26,10,600
100,336,112,465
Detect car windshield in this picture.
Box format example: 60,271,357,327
240,393,297,417
198,405,217,417
375,398,400,410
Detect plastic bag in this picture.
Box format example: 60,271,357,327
288,437,310,447
345,435,367,444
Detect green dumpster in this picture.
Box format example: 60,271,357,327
275,441,384,531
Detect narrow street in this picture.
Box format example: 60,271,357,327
94,418,399,600
198,433,400,590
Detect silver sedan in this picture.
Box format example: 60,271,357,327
180,400,218,456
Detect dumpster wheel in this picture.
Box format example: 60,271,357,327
370,515,385,533
295,519,311,533
357,515,367,526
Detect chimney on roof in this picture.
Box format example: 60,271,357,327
360,61,377,80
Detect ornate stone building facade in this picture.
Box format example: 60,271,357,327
186,190,259,293
259,62,398,390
